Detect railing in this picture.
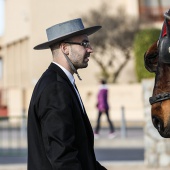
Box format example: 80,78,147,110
0,116,27,156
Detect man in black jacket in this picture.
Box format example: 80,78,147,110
27,18,107,170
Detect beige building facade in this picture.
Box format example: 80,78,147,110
0,0,144,123
1,0,139,88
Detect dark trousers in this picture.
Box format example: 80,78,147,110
95,110,114,134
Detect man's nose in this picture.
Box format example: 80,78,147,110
87,46,93,53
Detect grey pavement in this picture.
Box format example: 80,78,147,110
94,127,144,148
0,127,167,170
0,162,170,170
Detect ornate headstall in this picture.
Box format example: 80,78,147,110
144,9,170,105
158,9,170,63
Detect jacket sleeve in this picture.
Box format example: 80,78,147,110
37,82,82,170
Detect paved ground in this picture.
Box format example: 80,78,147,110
0,162,169,170
94,127,144,148
102,162,170,170
0,127,168,170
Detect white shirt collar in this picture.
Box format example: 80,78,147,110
52,62,84,113
52,61,75,85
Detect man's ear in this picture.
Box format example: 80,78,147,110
60,43,69,55
144,41,159,73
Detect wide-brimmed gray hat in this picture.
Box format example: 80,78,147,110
34,18,102,50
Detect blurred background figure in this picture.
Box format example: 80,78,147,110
94,79,115,139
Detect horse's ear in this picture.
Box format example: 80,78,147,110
144,41,158,73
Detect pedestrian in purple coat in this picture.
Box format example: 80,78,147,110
94,79,115,139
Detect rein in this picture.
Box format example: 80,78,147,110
149,92,170,105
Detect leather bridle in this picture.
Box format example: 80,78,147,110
149,92,170,105
149,10,170,105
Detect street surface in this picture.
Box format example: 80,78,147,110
0,127,169,169
0,127,145,168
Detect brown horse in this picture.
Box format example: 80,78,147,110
144,10,170,138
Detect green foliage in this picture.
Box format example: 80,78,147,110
134,28,161,82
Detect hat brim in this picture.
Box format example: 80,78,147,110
34,26,101,50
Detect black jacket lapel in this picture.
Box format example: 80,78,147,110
48,63,85,114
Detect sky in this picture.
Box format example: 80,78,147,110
0,0,4,36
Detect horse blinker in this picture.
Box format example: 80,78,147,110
158,10,170,63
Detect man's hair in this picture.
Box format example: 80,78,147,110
50,37,74,57
50,43,60,51
50,37,73,51
50,43,61,57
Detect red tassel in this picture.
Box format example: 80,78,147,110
162,22,167,37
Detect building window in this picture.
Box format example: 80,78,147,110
139,0,170,21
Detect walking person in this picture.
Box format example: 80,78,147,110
94,79,115,139
27,18,107,170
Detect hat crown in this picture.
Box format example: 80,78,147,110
34,18,101,50
46,18,85,41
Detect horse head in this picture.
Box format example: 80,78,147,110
144,9,170,138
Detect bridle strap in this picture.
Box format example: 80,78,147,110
149,11,170,105
62,51,82,80
149,92,170,105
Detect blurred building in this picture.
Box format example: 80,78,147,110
0,0,169,124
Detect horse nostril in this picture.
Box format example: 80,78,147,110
152,116,163,132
